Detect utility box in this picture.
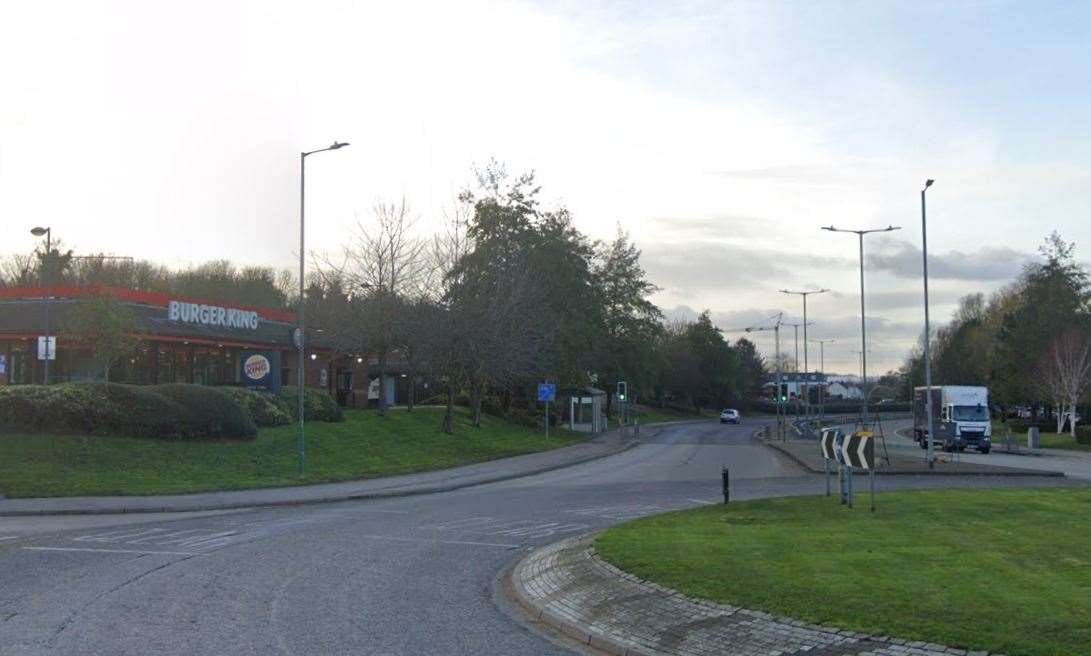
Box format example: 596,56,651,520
1028,426,1040,449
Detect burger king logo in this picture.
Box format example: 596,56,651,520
244,354,271,381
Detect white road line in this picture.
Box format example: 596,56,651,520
23,546,202,556
0,536,20,541
687,498,716,505
355,534,520,549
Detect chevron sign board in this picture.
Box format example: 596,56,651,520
841,432,875,469
820,429,840,460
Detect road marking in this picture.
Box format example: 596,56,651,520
23,546,202,556
0,536,20,541
355,534,520,549
687,498,716,505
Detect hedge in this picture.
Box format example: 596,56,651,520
278,386,344,423
0,383,255,439
219,387,293,427
153,384,257,439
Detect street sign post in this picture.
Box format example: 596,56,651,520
821,429,877,511
538,382,556,438
820,429,839,497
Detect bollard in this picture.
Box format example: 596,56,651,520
722,466,730,504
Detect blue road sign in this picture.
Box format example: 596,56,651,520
537,383,556,402
834,431,847,466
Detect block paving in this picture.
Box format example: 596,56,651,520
512,536,1003,656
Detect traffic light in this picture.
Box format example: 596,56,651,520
617,380,627,401
780,383,788,402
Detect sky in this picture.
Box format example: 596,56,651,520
2,0,1089,375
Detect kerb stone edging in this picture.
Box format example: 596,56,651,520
509,534,1006,656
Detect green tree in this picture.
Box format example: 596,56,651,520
593,227,663,415
994,232,1091,405
65,296,139,382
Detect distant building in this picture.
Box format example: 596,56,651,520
763,372,827,400
827,381,864,400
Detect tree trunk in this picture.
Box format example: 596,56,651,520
471,384,482,427
443,383,455,434
377,351,387,417
407,375,416,412
1070,404,1079,437
1056,405,1064,434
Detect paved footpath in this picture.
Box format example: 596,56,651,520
513,536,998,656
0,430,642,516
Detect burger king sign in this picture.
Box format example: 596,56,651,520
244,355,271,381
239,350,281,392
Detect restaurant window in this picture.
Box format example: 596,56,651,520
9,340,32,385
193,347,220,386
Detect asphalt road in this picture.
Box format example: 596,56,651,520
0,420,1081,655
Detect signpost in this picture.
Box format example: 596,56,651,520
538,382,556,438
37,336,56,361
820,429,877,511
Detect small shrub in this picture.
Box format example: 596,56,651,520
219,387,292,427
278,386,344,423
153,384,257,439
1076,425,1091,445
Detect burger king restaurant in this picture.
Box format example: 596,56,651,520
0,285,327,392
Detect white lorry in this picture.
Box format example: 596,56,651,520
913,386,992,454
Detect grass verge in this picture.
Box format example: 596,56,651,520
993,421,1091,452
596,488,1090,656
0,407,585,497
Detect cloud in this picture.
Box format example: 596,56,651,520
640,241,855,300
868,241,1035,281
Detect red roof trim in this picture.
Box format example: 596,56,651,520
0,285,297,323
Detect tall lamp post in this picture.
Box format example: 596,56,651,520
822,224,901,424
781,289,828,418
298,141,349,476
30,227,52,384
746,312,784,439
921,179,936,467
810,338,835,422
782,320,812,417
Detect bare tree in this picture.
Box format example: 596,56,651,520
0,253,36,287
336,198,429,416
1038,329,1091,436
425,206,474,433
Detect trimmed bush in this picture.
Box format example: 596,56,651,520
153,384,257,439
278,386,344,423
0,382,256,439
219,387,292,427
0,383,186,438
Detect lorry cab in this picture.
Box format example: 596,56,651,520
914,386,992,454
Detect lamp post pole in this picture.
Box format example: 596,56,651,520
298,141,349,476
822,224,901,424
30,227,52,384
811,338,834,423
747,312,783,439
781,289,828,420
921,179,936,467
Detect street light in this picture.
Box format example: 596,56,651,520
781,288,828,416
921,178,936,467
746,312,784,439
821,224,901,423
810,338,835,421
298,141,349,476
30,226,52,384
